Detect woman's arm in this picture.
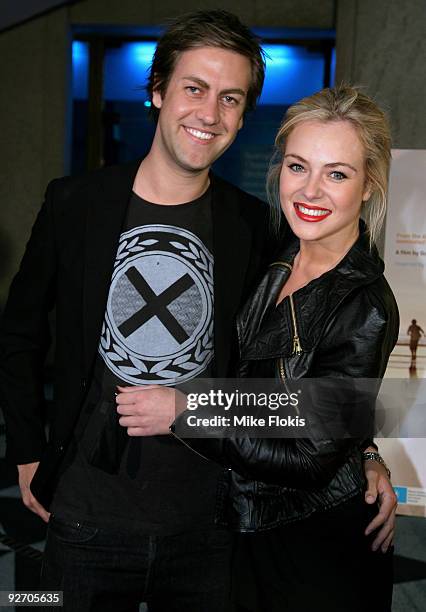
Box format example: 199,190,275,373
172,284,399,489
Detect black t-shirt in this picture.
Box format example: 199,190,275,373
51,187,223,534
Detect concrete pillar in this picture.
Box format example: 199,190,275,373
336,0,426,149
0,8,70,302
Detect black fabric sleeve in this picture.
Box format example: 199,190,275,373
0,180,58,464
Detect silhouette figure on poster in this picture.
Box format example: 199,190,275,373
407,319,424,369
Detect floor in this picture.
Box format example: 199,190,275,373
386,344,425,379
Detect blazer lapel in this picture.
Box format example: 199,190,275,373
211,176,253,377
82,160,141,375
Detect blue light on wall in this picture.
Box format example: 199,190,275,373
330,46,336,86
71,39,334,106
72,41,89,100
260,44,325,105
103,42,157,102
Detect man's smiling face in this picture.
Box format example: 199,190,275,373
151,46,252,174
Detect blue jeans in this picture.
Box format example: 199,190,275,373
40,515,235,612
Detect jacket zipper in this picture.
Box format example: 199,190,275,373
278,356,300,416
270,261,303,356
279,357,286,382
289,294,302,355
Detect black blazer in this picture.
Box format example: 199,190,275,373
0,160,270,507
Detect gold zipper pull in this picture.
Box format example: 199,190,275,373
271,262,303,356
288,294,303,355
292,335,302,355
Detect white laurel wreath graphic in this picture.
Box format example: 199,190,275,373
114,236,158,268
101,233,213,382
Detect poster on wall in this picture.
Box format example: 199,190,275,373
380,149,426,517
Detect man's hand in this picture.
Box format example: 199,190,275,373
17,463,50,523
364,459,397,553
116,385,187,436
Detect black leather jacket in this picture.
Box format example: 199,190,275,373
173,225,399,531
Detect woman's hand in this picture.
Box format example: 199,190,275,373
364,459,397,553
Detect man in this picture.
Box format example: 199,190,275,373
0,9,396,612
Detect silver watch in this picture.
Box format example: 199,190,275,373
362,451,391,479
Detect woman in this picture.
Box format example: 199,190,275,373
172,85,399,611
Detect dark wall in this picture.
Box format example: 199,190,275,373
0,0,76,32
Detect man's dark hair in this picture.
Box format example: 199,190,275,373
147,9,265,116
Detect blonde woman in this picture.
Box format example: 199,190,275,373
173,86,398,611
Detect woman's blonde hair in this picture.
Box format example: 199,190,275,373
267,85,392,247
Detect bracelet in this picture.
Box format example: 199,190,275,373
362,451,391,479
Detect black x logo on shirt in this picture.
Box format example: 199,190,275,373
118,266,195,344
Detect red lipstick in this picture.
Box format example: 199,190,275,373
294,202,332,223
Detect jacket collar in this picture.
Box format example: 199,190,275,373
273,220,384,285
238,221,385,359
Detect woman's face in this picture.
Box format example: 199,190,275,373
279,119,371,247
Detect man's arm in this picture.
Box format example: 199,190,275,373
0,181,58,519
